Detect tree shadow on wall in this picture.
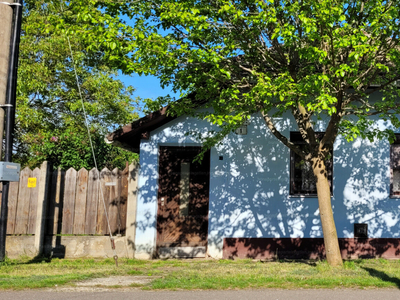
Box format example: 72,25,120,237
135,113,400,259
340,238,400,259
209,114,322,259
333,122,400,259
214,116,400,260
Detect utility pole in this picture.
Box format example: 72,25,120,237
0,1,13,160
0,0,23,262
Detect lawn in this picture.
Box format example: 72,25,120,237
1,257,400,290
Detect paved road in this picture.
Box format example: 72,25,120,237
0,289,399,300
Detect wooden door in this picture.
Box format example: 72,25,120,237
156,146,210,248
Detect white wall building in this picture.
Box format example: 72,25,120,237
108,103,400,260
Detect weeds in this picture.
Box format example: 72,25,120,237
0,257,400,290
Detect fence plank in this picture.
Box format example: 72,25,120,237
85,168,99,234
27,168,41,234
96,168,112,235
108,168,121,235
5,162,129,237
47,169,64,235
119,167,129,235
61,168,77,234
6,181,19,234
14,167,32,234
73,168,88,234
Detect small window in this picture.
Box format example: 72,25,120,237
235,120,250,135
235,125,247,135
390,135,400,196
290,132,333,196
354,223,368,238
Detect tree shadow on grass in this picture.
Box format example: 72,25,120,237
0,255,53,267
277,259,318,267
362,267,400,289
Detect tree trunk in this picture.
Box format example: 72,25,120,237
313,156,343,267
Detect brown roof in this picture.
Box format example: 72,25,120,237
107,93,212,152
106,106,176,153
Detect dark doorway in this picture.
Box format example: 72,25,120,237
156,146,210,255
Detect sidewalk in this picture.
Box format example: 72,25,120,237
1,289,399,300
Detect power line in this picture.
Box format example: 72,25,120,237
60,0,119,266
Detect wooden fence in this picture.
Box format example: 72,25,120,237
1,163,129,236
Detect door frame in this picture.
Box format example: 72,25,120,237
155,146,211,257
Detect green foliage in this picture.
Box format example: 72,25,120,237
127,1,400,266
17,123,137,170
15,0,139,170
129,0,400,153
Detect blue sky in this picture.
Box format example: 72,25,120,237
118,15,180,118
120,74,180,118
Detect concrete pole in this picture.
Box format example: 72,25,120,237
0,1,13,160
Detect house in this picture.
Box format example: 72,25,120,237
107,95,400,260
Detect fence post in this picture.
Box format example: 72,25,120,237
125,162,138,258
34,161,50,256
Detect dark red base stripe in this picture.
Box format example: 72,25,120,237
223,238,400,259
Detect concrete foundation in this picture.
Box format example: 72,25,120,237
43,236,131,259
5,235,132,259
223,238,400,260
158,246,206,258
5,236,36,258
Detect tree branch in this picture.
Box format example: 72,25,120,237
261,110,305,158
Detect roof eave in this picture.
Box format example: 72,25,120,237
106,106,177,153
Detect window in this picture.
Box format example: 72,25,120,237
179,162,190,216
390,135,400,196
290,132,333,196
354,223,368,238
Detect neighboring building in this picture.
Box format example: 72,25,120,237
107,98,400,260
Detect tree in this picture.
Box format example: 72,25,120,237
129,0,400,266
15,0,140,170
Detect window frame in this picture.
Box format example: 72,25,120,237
390,134,400,197
289,132,333,196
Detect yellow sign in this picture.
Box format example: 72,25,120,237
27,177,37,188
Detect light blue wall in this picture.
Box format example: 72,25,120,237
133,111,400,259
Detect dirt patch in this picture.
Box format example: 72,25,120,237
75,276,154,287
47,276,158,292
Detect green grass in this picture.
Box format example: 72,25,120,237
1,257,400,290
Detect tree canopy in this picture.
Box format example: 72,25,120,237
15,0,141,170
131,0,400,136
128,0,400,266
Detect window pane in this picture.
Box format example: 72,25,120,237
293,153,317,194
179,162,190,216
290,132,332,195
301,161,316,192
391,144,400,169
393,170,400,193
